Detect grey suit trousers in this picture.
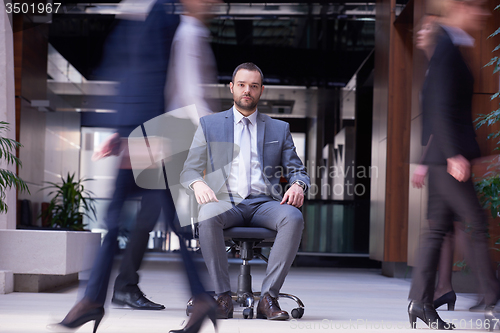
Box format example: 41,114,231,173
198,194,304,297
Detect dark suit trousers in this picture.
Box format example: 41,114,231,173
85,169,204,305
409,166,499,306
113,188,163,293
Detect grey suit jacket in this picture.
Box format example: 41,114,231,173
180,108,310,200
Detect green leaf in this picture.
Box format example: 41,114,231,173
490,27,500,39
486,57,499,67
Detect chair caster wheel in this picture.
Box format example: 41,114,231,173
243,307,254,319
291,307,304,319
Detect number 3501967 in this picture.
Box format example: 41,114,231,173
5,3,61,14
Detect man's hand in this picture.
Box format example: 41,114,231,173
447,154,471,182
281,183,304,208
192,181,218,205
411,165,428,189
92,133,122,161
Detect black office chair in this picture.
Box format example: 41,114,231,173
185,191,305,319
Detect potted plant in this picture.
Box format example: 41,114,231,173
0,121,29,213
40,173,97,231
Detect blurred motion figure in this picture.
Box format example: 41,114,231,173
407,0,497,330
48,1,219,332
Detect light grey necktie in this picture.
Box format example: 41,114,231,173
238,117,251,198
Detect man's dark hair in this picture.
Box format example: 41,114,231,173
232,62,264,85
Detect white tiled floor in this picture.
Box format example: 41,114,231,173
0,254,490,332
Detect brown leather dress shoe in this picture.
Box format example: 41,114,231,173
257,293,289,320
215,293,233,319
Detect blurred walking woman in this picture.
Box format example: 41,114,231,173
407,0,498,330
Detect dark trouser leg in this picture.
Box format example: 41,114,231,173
176,229,206,297
113,190,162,293
440,175,499,306
409,217,452,304
162,188,207,297
85,169,138,305
434,229,455,299
410,166,500,305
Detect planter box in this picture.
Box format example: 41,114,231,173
0,230,100,292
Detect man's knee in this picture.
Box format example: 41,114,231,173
197,217,223,233
279,207,304,232
198,202,228,222
197,205,226,232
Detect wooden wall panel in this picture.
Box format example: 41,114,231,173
370,0,393,261
472,95,500,265
469,0,500,95
371,0,414,263
13,14,48,104
470,3,500,264
384,20,413,262
20,18,48,102
407,0,427,267
473,94,500,157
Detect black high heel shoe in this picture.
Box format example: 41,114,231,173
434,291,457,311
170,293,217,333
408,301,454,330
47,307,104,333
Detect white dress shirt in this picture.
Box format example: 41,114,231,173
225,107,268,197
165,15,218,122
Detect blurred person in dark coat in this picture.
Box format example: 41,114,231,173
412,14,466,313
407,0,497,330
48,1,218,332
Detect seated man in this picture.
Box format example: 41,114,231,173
180,62,310,321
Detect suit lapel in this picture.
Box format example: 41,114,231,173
257,112,265,167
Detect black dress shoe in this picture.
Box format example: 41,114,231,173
215,292,233,319
434,291,457,311
112,290,165,310
408,301,454,330
257,293,289,320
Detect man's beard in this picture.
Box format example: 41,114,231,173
235,96,258,111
